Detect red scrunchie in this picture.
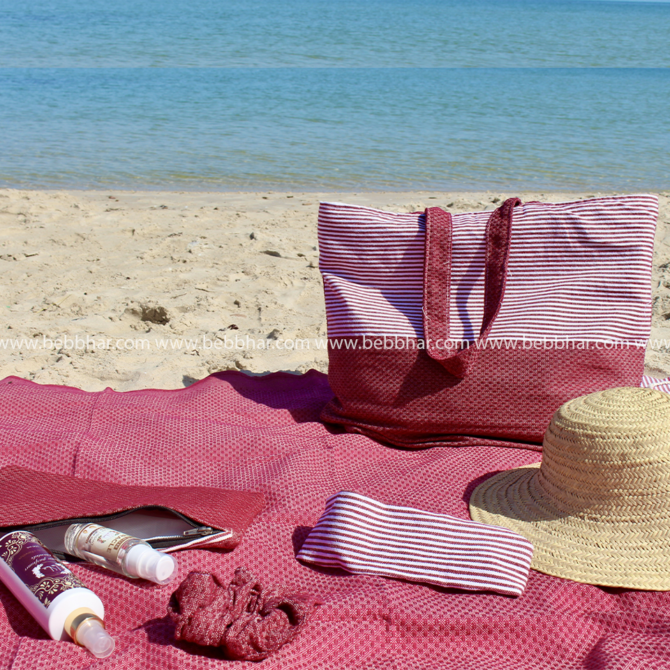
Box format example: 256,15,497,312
168,567,316,661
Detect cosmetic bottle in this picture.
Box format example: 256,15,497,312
0,531,115,658
64,523,177,585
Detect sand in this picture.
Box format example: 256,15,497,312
0,188,668,392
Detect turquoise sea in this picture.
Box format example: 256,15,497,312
1,0,669,191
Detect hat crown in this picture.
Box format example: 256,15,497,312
539,387,670,520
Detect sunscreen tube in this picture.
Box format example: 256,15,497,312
0,531,115,658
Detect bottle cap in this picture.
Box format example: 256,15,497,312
125,544,177,585
74,618,115,659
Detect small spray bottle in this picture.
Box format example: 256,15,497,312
0,531,115,658
65,523,177,585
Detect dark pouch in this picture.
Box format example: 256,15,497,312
0,465,265,560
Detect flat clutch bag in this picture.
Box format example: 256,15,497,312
0,465,265,559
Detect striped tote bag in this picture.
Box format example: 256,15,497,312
318,196,658,450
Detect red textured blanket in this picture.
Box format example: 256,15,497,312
0,370,669,669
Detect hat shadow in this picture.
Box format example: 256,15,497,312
462,470,504,504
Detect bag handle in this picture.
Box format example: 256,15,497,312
423,198,521,379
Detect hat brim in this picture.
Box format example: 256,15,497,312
469,464,670,590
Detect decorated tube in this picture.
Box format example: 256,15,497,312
65,523,177,585
0,531,115,658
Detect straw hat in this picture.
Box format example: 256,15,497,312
469,387,670,590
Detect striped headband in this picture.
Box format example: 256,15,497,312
297,491,533,597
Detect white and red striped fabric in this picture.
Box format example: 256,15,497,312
641,376,670,394
297,491,534,597
318,195,658,343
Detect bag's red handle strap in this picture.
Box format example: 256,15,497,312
423,198,521,378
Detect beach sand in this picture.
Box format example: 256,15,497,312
0,189,668,392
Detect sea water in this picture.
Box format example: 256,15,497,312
1,0,669,191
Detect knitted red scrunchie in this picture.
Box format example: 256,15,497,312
168,567,316,661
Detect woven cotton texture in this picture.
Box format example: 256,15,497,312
297,491,533,597
470,387,670,590
2,372,670,669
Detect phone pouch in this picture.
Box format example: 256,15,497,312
0,465,265,560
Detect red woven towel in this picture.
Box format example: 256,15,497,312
168,567,317,661
297,491,534,597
